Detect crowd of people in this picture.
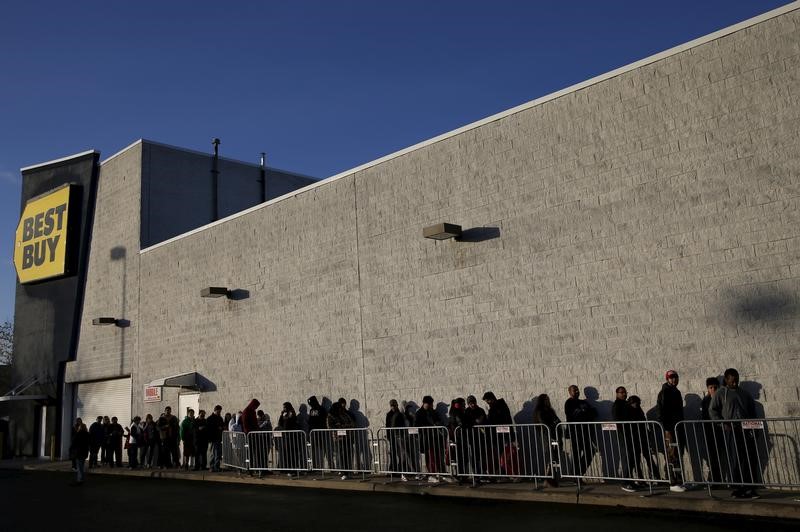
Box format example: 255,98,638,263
69,366,762,498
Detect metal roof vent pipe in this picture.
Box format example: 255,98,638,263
211,138,220,221
259,152,267,203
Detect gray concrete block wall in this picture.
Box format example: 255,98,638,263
133,176,363,422
104,8,800,426
67,144,142,383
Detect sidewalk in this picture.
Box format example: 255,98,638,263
14,460,800,521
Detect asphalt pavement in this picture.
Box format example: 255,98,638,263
1,469,798,532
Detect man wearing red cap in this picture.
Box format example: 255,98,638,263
657,369,686,492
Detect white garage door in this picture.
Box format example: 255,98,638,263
75,378,132,427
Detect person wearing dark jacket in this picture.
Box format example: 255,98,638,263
193,410,208,470
657,370,686,491
628,395,660,483
307,396,329,470
482,391,512,476
612,387,640,492
206,405,225,472
463,395,487,477
385,399,408,475
448,398,467,480
415,395,446,481
699,377,724,484
180,409,196,470
327,402,355,478
241,399,260,434
532,394,561,486
109,416,124,467
164,406,181,467
710,368,760,499
69,420,90,485
88,416,103,468
277,402,302,471
564,385,597,477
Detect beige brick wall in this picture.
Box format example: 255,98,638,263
90,9,800,424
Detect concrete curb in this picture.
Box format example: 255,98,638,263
20,462,800,521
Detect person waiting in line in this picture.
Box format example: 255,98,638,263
385,399,409,479
224,412,233,431
612,387,640,493
69,420,90,486
206,405,225,472
101,416,112,467
564,385,597,477
164,406,181,468
402,401,422,476
657,370,686,492
628,395,660,484
126,416,142,469
700,377,725,484
710,368,760,499
88,416,103,469
483,391,512,477
327,401,355,479
142,414,159,468
241,399,260,434
156,413,171,468
463,395,488,480
532,393,560,487
415,395,447,483
307,396,329,469
109,416,124,468
448,398,468,482
277,402,302,473
194,410,208,471
180,409,196,470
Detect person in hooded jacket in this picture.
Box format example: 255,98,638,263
241,399,260,434
307,396,329,469
180,409,196,470
327,402,355,478
482,391,512,476
657,370,686,491
277,402,302,471
385,399,409,476
69,420,90,485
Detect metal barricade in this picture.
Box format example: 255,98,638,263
557,421,671,490
676,418,800,491
221,431,249,471
376,426,452,480
248,430,309,473
453,424,555,483
309,428,374,477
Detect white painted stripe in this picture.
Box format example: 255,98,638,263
139,1,800,255
20,149,99,172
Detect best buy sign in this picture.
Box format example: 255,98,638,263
14,185,75,283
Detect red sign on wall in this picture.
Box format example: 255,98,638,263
144,386,162,403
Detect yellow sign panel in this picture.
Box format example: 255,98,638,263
14,185,74,284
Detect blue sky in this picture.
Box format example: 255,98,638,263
0,0,791,322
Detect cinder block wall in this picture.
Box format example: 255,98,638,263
67,144,142,383
132,9,800,424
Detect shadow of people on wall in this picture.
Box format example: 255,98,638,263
349,399,371,471
584,386,615,477
740,380,773,481
435,402,449,425
514,400,535,425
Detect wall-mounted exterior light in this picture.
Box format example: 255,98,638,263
200,287,231,298
92,317,127,327
423,223,462,240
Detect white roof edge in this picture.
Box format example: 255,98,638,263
100,139,143,165
141,1,800,255
20,149,99,172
